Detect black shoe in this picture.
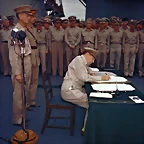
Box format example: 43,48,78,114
26,106,33,111
81,130,84,136
30,104,40,107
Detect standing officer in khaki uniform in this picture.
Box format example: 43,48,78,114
81,18,97,53
44,18,52,74
138,21,144,77
110,22,124,70
0,16,11,76
8,5,32,125
120,18,130,31
7,15,15,29
123,20,139,77
26,9,40,110
61,19,69,73
48,17,65,76
96,19,110,67
65,16,81,65
36,20,48,73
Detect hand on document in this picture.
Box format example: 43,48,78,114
101,73,111,81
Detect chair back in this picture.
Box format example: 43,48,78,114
42,71,53,108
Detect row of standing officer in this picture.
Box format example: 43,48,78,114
35,16,144,77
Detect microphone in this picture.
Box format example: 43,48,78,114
115,80,120,98
11,28,26,43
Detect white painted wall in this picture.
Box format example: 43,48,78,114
62,0,86,20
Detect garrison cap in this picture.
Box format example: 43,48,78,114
29,9,37,16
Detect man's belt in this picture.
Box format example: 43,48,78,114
2,41,8,43
38,43,46,45
31,46,37,49
83,41,94,44
125,43,136,45
111,42,121,44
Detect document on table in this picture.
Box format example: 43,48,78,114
95,71,117,76
90,92,112,98
129,96,144,103
97,76,127,83
89,68,99,72
91,84,135,91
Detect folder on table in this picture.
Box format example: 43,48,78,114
90,92,112,98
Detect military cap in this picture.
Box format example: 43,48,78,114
122,18,129,22
7,15,14,20
14,5,31,14
129,19,137,25
80,20,85,25
86,18,92,23
62,19,68,23
35,19,43,25
29,9,37,16
76,19,80,23
2,16,8,21
99,19,106,24
114,22,120,26
102,17,110,22
84,47,99,58
68,16,76,21
44,18,52,24
53,17,61,23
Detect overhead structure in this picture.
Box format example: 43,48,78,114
44,0,65,17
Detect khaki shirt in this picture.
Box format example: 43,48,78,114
81,28,97,49
62,55,101,91
97,29,110,49
110,29,124,44
139,30,144,43
0,28,11,41
47,26,65,50
26,26,37,46
36,28,47,44
123,29,139,49
45,28,51,51
49,26,65,42
65,26,81,46
8,23,31,75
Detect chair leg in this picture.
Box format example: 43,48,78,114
41,109,52,134
70,108,74,136
73,106,75,125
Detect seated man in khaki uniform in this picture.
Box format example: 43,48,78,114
61,47,110,135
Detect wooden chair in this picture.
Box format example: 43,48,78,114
41,71,75,136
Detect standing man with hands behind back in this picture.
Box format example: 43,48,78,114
61,47,110,135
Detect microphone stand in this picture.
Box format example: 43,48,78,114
9,40,39,144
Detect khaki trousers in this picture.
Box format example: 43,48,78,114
96,44,107,67
124,44,136,76
51,41,64,76
110,44,122,70
12,56,31,124
1,43,11,74
65,44,79,65
38,44,46,73
138,44,144,75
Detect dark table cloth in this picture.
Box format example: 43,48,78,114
82,70,144,144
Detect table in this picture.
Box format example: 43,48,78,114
82,70,144,144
